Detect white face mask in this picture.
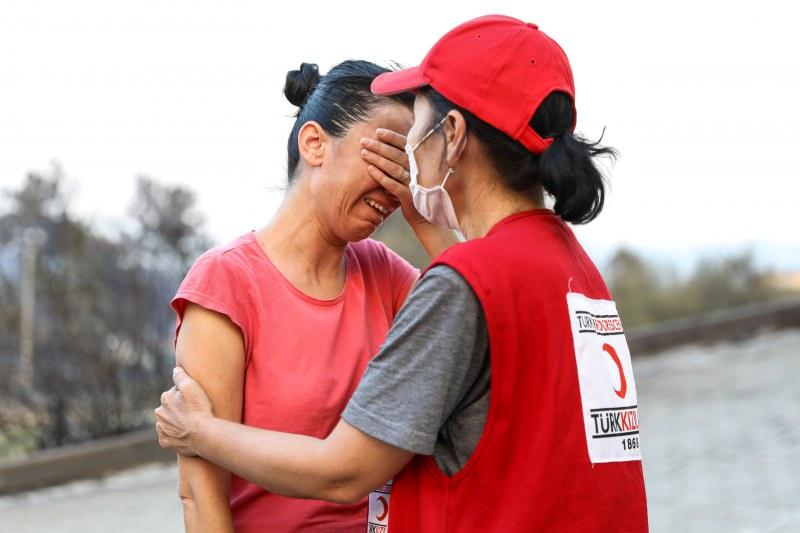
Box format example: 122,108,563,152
405,116,460,231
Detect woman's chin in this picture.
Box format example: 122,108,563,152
347,218,381,242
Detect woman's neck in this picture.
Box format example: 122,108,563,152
457,176,545,240
255,180,348,299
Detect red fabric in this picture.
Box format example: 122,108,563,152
389,210,648,532
171,232,418,533
371,15,575,155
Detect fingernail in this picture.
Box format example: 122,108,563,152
172,367,179,376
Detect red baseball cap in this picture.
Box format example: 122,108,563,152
372,15,576,155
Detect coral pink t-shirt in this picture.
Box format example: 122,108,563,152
170,231,419,533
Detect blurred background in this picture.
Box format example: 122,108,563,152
0,1,798,532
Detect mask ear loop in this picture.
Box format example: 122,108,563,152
440,167,456,189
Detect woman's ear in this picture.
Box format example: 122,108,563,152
444,110,468,168
297,121,326,169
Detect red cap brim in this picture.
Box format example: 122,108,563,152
371,65,429,95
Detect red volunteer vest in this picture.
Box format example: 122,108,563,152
387,210,648,532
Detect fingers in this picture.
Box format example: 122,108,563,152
154,397,193,453
362,150,408,184
360,136,409,184
154,405,171,427
172,366,193,391
361,136,406,164
376,128,408,150
154,406,185,439
156,429,178,451
160,386,177,407
367,165,409,199
154,410,174,445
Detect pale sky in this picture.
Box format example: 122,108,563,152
1,0,798,270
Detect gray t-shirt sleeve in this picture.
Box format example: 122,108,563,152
342,264,488,455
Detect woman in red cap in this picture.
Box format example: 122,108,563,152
156,15,649,532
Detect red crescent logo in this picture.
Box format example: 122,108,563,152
376,496,389,522
602,343,627,399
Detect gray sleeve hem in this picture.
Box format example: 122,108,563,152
342,400,434,455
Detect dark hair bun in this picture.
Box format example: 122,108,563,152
284,63,321,108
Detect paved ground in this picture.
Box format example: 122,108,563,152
636,328,800,532
0,463,182,532
1,329,798,532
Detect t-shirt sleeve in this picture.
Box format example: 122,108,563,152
170,251,252,356
381,243,420,316
342,265,488,454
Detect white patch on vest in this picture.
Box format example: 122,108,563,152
567,292,642,463
367,479,392,533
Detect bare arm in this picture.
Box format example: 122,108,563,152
195,417,413,504
404,214,461,261
173,303,245,533
156,371,414,505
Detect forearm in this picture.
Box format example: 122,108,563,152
408,218,459,259
182,499,234,533
181,490,234,533
194,416,356,503
179,457,234,533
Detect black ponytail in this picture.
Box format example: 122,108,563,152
283,60,414,181
538,131,615,224
424,89,616,224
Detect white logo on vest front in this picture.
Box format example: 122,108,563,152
567,292,642,463
367,479,392,533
